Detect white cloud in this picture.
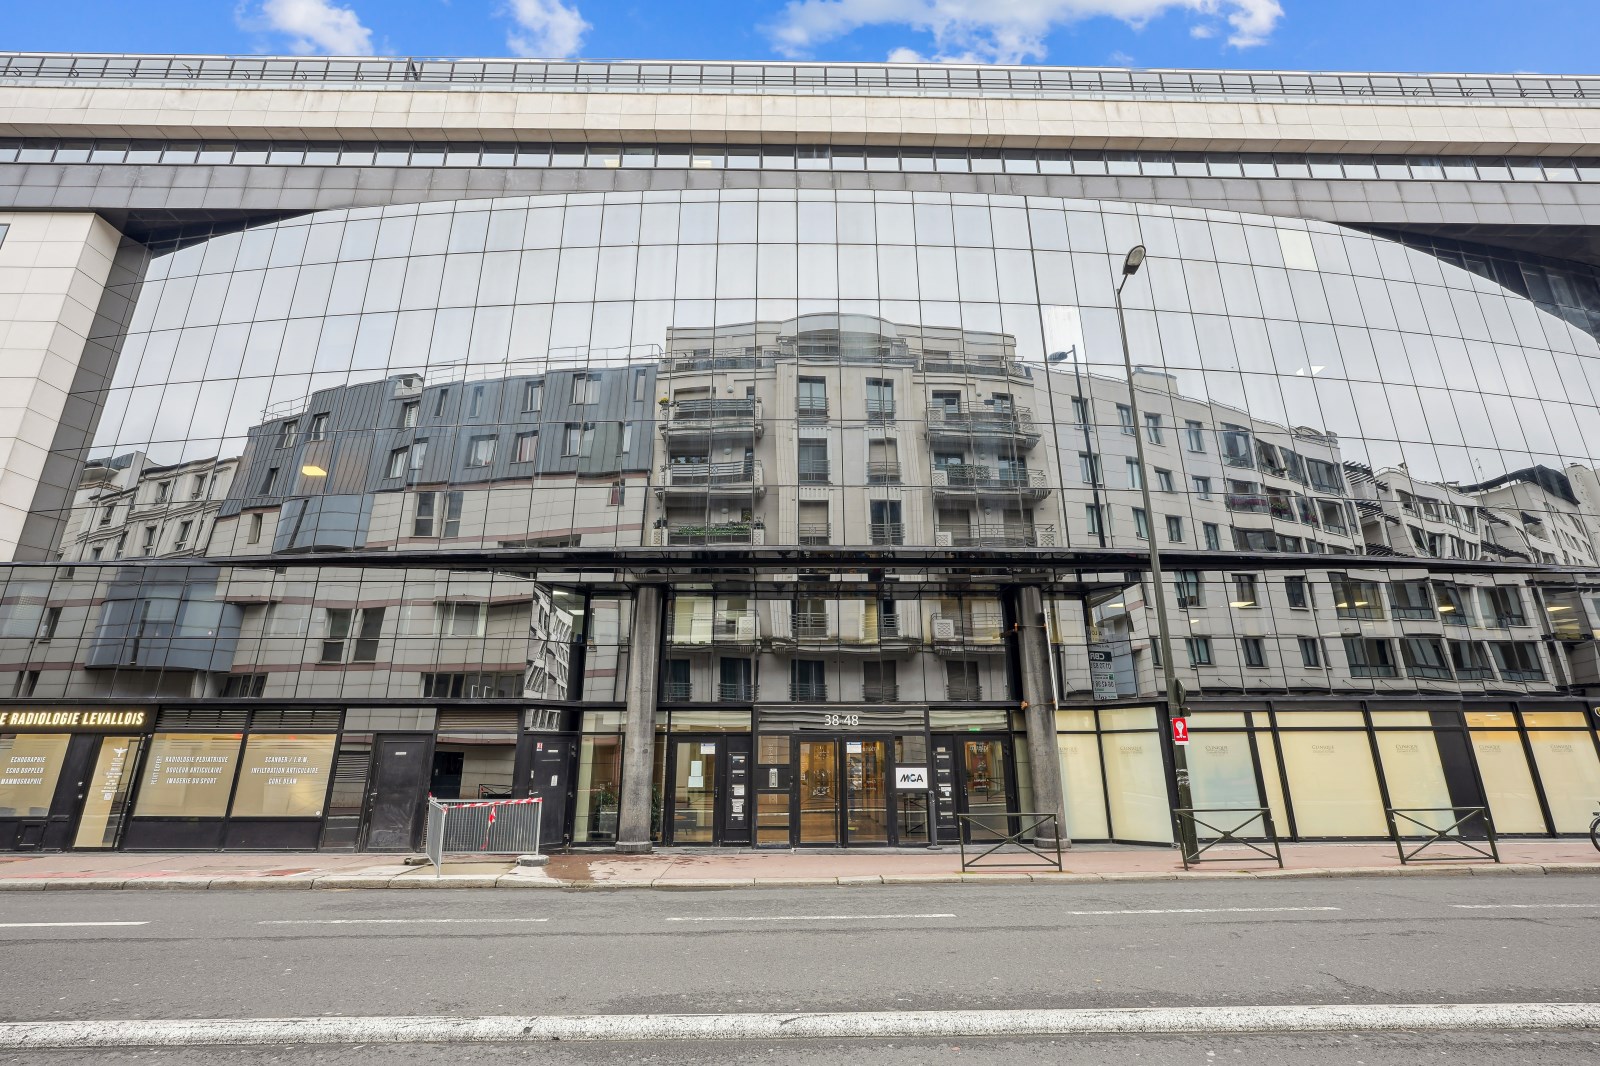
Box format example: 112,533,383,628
1189,23,1215,38
239,0,375,55
502,0,591,58
767,0,1285,63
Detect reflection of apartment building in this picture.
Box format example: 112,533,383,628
1463,467,1600,566
65,452,238,562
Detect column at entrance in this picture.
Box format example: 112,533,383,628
1010,585,1069,848
616,585,664,854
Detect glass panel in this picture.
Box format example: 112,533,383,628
573,734,622,843
798,739,838,844
72,736,144,848
1376,732,1455,833
134,733,243,818
1100,731,1174,842
1470,731,1545,832
846,738,889,844
672,740,717,843
895,734,929,845
960,738,1011,840
1187,732,1262,836
229,734,337,817
757,792,791,846
0,733,70,816
1058,733,1109,839
1527,730,1600,833
1277,732,1387,836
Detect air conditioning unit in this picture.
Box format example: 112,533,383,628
935,532,953,547
733,616,757,641
932,616,957,640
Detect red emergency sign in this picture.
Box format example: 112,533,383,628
1172,717,1190,745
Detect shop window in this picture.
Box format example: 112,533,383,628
573,733,624,843
0,733,71,816
1057,730,1109,839
133,733,243,818
1375,729,1455,830
1524,724,1600,833
1466,713,1545,833
230,735,337,818
1187,728,1261,832
1277,728,1388,837
1098,714,1173,843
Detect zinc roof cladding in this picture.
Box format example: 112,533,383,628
3,52,1600,104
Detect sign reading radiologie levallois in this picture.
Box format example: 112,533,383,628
0,709,150,731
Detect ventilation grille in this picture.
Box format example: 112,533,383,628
435,709,519,733
250,708,343,731
156,707,250,731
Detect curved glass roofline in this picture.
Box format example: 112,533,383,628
2,52,1598,103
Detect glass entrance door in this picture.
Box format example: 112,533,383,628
797,739,838,844
845,739,889,843
72,736,144,849
958,737,1014,842
670,739,719,844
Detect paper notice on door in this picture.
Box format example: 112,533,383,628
699,742,716,754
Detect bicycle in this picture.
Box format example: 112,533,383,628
1591,808,1600,852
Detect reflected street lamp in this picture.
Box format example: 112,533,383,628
1113,244,1199,863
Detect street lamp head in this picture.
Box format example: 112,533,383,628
1122,245,1147,277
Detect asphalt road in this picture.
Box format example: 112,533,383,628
0,875,1596,1062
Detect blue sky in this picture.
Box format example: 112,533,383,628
7,1,1599,73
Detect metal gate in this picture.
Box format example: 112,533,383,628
424,796,544,874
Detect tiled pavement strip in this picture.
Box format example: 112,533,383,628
0,841,1594,890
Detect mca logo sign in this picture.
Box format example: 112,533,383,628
895,767,929,789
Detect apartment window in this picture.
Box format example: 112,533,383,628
1186,637,1213,666
1449,640,1495,680
89,546,104,561
862,660,898,702
321,607,384,663
173,519,193,551
1192,475,1213,499
1132,508,1149,540
1232,527,1275,552
1284,575,1308,609
114,532,126,559
1480,587,1527,627
413,491,463,537
1203,523,1221,551
1330,574,1384,619
1175,570,1203,609
1165,515,1184,543
1390,580,1434,619
260,467,280,494
1220,424,1252,467
572,374,600,405
140,525,158,556
154,481,171,504
466,436,496,468
414,493,437,537
468,385,486,418
798,377,828,419
190,474,207,499
1226,479,1266,513
278,420,299,448
220,674,268,699
1307,459,1343,493
799,440,829,483
608,481,625,507
99,504,114,527
865,378,895,420
621,423,634,454
522,381,543,412
1071,396,1090,424
563,424,594,457
308,412,329,442
633,369,648,402
1490,642,1545,682
1240,637,1266,668
1155,468,1175,493
1230,574,1259,608
945,660,982,701
386,447,409,479
1116,404,1135,435
1343,637,1397,677
1298,637,1322,668
434,389,450,417
34,606,59,643
1435,583,1473,625
514,432,538,464
441,491,463,537
401,401,420,428
1085,504,1103,539
1078,452,1102,485
1144,413,1163,444
1126,458,1143,489
791,659,827,701
1400,637,1453,680
247,513,263,545
437,601,487,638
1184,420,1206,452
409,439,428,476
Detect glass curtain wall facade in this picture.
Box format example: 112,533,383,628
4,57,1600,851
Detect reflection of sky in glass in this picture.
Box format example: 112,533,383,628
98,190,1600,489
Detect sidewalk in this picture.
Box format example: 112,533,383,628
0,839,1596,890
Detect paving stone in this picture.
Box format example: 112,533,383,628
0,881,47,891
123,877,215,890
652,878,758,889
191,878,311,891
836,875,884,886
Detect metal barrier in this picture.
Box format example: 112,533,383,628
1386,806,1500,864
424,796,543,875
1171,808,1283,870
957,813,1063,871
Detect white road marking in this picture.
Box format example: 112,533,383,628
258,918,550,926
0,922,149,929
1451,903,1600,910
4,1003,1597,1048
665,913,956,922
1063,907,1341,916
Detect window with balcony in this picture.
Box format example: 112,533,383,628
869,500,903,545
1390,580,1435,619
867,439,900,483
1400,637,1452,679
719,658,754,702
945,660,981,701
662,659,692,702
790,659,827,702
1480,587,1527,627
1448,640,1496,680
1331,575,1384,619
797,377,828,420
865,378,895,421
1490,641,1545,682
1226,480,1266,513
1220,424,1252,467
1343,637,1397,677
862,660,898,703
799,439,829,483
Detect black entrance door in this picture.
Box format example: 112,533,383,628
0,734,99,851
362,735,432,851
932,734,1017,843
528,738,572,849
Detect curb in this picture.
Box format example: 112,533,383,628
0,862,1593,891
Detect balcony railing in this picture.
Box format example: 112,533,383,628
718,681,754,702
797,396,829,421
945,680,983,701
925,403,1037,441
866,460,901,483
669,398,759,421
1348,663,1399,678
1226,493,1269,513
797,522,831,545
937,524,1056,548
665,523,755,545
870,521,905,545
662,680,692,702
795,611,829,640
798,459,830,484
660,460,763,491
862,681,899,703
866,398,896,422
790,681,828,702
931,465,1050,494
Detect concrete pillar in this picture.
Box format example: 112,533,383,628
616,584,664,853
1013,585,1070,848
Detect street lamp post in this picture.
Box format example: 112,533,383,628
1113,245,1199,863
